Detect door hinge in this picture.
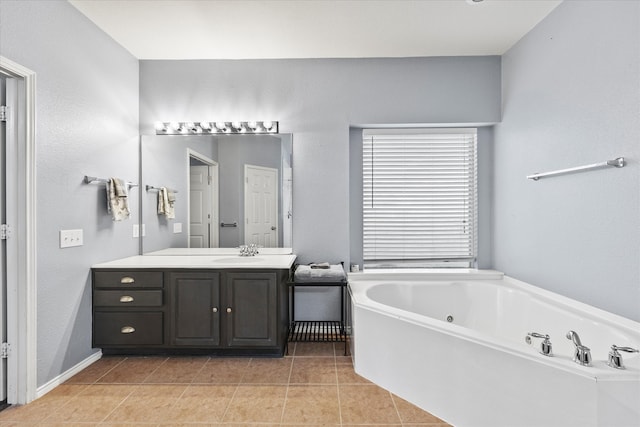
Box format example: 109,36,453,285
0,343,9,359
0,224,9,240
0,105,7,122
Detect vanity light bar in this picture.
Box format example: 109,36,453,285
155,121,279,135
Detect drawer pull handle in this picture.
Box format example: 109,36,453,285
120,277,135,284
119,295,134,303
226,307,232,313
120,326,136,334
212,307,218,313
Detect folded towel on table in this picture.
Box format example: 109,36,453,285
310,262,330,269
294,264,346,282
106,177,130,221
157,187,176,219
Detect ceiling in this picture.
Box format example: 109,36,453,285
68,0,563,60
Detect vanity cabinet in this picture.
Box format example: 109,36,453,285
170,272,221,347
92,270,166,347
92,267,290,356
224,272,278,348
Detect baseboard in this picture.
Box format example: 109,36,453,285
36,350,103,399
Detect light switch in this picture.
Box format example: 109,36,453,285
173,222,182,233
133,224,139,238
60,229,83,248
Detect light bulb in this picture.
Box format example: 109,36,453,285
154,121,167,132
248,121,258,130
262,121,273,130
215,122,227,131
200,122,212,131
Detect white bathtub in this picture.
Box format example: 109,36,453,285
348,270,640,427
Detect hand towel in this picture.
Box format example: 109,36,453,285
157,187,176,219
106,178,130,221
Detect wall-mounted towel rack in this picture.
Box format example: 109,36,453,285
526,157,625,181
220,222,238,228
145,185,179,193
84,175,138,188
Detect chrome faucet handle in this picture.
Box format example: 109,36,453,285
526,332,553,356
608,345,639,370
574,345,592,366
566,331,591,366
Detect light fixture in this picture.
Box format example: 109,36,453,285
155,121,279,135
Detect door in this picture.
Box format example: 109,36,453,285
244,165,278,247
189,163,216,248
170,272,221,346
0,75,7,402
224,272,278,348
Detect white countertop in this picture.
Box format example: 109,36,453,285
146,247,293,256
93,254,297,270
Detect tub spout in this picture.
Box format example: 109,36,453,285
566,331,591,366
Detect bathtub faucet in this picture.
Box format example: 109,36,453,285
566,330,591,366
607,345,639,370
526,332,553,356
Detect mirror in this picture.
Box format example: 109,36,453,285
140,133,292,254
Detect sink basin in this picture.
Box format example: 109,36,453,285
211,257,265,263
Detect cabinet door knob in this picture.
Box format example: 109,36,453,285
120,277,135,284
120,326,135,334
212,307,218,313
119,295,134,303
226,307,232,313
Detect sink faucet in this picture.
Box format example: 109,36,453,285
566,330,591,366
239,243,260,256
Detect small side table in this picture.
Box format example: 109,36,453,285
287,278,348,355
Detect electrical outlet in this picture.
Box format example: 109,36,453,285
173,222,183,233
60,229,83,248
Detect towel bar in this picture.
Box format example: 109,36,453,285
145,185,179,193
526,157,625,181
84,175,138,188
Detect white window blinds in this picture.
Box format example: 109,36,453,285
362,129,477,268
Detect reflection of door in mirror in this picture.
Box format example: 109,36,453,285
189,153,219,248
244,165,278,247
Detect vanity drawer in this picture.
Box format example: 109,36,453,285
94,312,164,345
94,271,163,288
94,290,163,307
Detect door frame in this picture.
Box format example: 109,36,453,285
0,56,37,405
187,149,219,248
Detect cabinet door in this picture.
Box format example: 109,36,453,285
224,272,278,347
170,272,221,346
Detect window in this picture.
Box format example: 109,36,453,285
362,128,477,268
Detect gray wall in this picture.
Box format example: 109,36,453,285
493,1,640,321
140,57,502,265
0,0,140,386
140,57,501,320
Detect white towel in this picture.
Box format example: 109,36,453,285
157,187,176,219
106,178,130,221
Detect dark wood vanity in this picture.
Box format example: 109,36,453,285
92,254,295,356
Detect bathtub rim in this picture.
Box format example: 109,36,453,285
348,270,640,381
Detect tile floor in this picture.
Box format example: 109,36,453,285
0,342,452,426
